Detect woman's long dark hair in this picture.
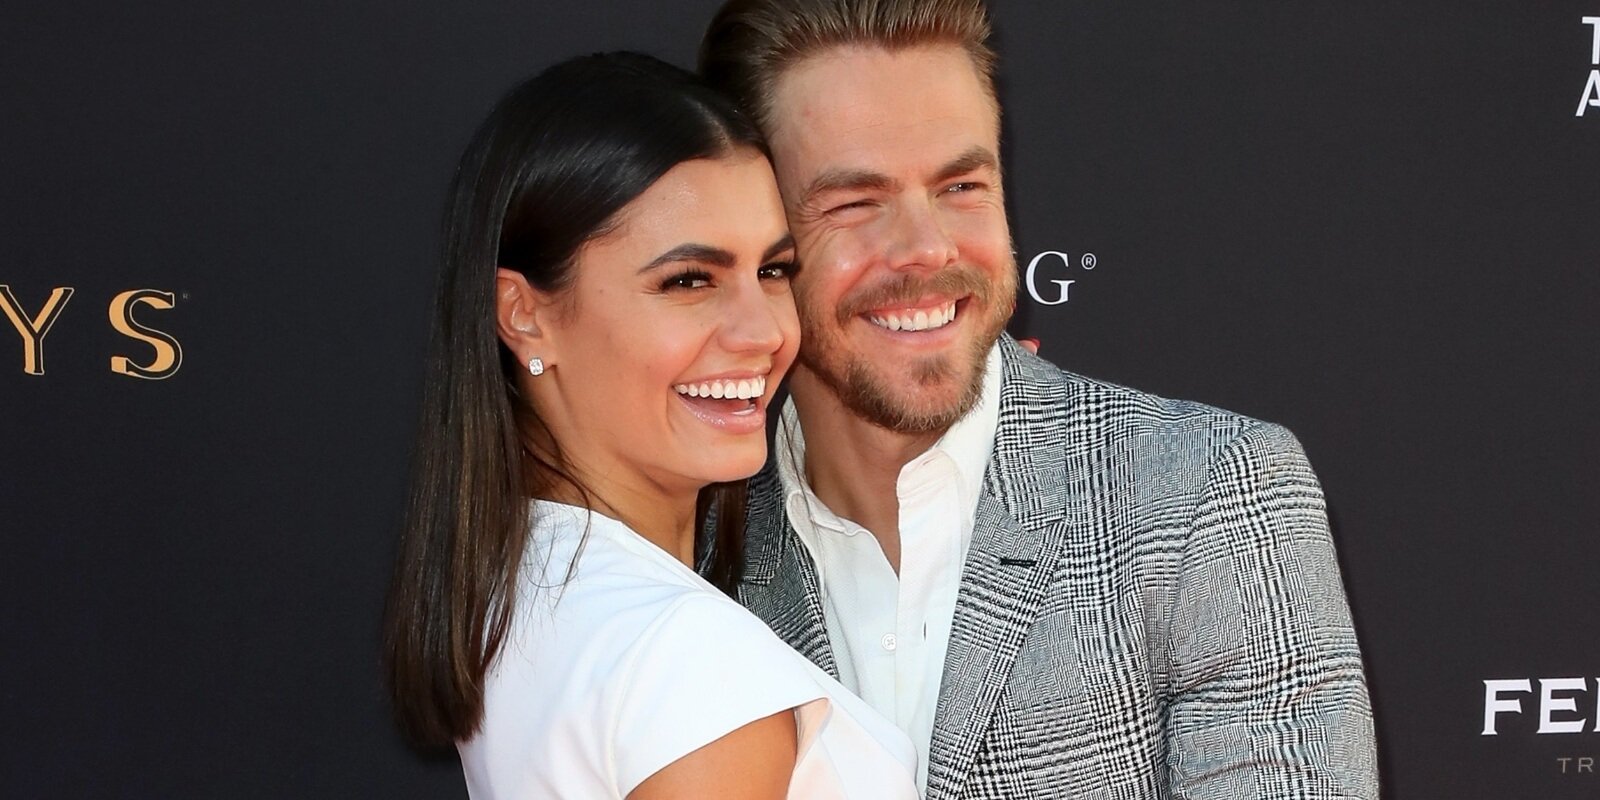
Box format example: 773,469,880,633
383,52,764,747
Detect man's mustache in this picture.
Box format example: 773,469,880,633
832,267,994,325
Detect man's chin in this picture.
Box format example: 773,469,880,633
838,360,984,435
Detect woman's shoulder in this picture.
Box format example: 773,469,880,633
622,590,819,682
510,506,812,693
520,503,695,604
520,503,825,696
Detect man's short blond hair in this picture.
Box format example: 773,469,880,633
699,0,997,132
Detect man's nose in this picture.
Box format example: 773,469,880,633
884,196,958,272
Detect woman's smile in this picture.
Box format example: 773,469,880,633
673,372,772,433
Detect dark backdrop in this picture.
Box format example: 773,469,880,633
2,1,1596,797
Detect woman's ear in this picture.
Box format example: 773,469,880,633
495,268,559,370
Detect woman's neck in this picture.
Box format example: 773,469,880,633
536,453,700,567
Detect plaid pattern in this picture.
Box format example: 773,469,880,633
736,336,1378,799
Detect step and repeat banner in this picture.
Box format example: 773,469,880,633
2,1,1596,797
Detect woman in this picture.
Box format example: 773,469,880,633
381,53,918,799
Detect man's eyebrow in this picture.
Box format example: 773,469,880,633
932,146,999,185
762,234,795,263
637,243,735,274
801,147,999,205
801,168,897,203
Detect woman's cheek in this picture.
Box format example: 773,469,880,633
774,297,801,363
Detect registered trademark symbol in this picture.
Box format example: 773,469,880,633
181,291,191,300
1080,253,1097,270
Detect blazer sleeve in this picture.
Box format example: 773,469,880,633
1162,421,1379,800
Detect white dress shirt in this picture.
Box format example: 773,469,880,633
775,344,1002,792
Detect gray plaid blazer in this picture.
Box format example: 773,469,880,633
735,336,1378,799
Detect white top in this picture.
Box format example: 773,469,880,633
775,343,1002,792
457,500,918,799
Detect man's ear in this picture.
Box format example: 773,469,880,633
495,268,560,369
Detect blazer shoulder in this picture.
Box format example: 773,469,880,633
1066,369,1253,428
995,341,1313,502
1050,365,1291,456
1047,371,1324,529
1002,346,1314,497
1001,336,1262,443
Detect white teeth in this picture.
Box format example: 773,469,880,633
868,301,958,332
673,375,767,401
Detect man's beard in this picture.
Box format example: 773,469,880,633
797,264,1016,435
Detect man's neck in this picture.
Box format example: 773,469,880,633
788,367,947,573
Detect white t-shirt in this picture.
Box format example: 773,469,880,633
456,500,918,799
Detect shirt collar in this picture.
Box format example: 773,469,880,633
776,342,1003,536
776,396,852,537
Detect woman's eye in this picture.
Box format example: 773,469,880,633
661,271,712,291
758,260,796,281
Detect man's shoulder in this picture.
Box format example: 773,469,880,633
1003,342,1276,459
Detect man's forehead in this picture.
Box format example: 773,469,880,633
770,44,993,123
766,44,1000,178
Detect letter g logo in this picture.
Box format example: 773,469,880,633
1025,251,1075,306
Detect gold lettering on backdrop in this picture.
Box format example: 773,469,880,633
0,285,75,375
108,289,182,380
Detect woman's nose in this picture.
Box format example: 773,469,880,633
719,279,788,355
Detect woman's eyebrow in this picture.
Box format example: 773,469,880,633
637,243,735,274
762,234,795,263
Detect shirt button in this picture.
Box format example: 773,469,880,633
881,633,897,652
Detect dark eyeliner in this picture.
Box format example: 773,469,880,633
658,269,713,291
759,260,797,279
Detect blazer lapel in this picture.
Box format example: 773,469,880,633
926,336,1080,800
737,461,838,676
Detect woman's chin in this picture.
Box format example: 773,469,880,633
689,446,769,486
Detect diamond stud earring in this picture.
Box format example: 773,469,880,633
527,357,545,377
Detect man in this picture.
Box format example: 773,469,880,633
699,1,1378,798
